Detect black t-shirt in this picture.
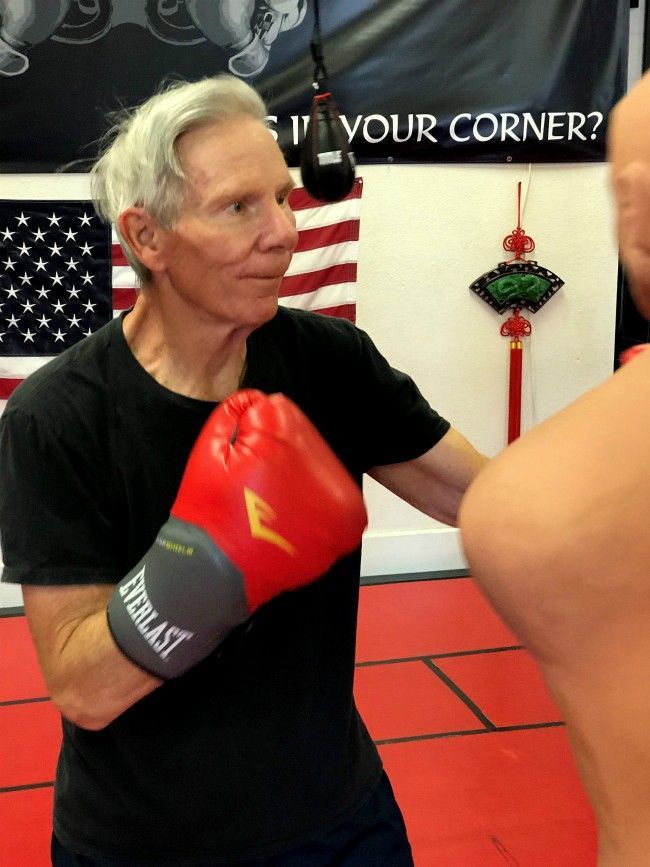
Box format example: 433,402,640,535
0,307,449,862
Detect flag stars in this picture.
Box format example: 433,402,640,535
1,203,111,354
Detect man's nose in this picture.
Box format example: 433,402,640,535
260,200,299,252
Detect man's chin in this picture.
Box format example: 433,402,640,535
246,295,279,328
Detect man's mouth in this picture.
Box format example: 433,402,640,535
243,274,284,281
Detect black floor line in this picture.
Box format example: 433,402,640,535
0,607,25,618
375,720,565,746
356,645,523,667
360,570,470,586
423,657,497,730
0,696,50,708
0,781,54,794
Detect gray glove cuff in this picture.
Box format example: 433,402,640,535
107,517,249,679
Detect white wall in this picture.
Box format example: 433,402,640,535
354,162,618,575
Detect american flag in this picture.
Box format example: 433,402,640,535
0,179,362,413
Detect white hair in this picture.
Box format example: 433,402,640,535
90,75,268,283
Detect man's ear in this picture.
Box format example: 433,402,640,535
614,163,650,320
118,207,167,274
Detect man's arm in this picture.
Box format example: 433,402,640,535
368,427,489,526
20,391,366,731
23,584,161,731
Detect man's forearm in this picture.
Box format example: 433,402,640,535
24,584,161,730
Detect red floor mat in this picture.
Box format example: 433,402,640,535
435,648,562,728
355,660,485,742
0,701,60,789
381,727,597,866
0,616,46,702
0,578,596,866
356,578,518,663
0,787,53,867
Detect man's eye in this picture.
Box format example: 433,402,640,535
277,194,286,206
228,202,243,214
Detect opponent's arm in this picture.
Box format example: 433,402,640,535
23,390,367,730
368,427,489,526
458,344,650,662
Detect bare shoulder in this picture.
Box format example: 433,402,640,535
461,351,650,575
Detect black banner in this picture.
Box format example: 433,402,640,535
0,0,629,172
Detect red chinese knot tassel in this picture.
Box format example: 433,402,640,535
500,308,531,444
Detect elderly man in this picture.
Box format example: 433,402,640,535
0,74,487,866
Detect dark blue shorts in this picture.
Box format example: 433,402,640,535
51,771,414,866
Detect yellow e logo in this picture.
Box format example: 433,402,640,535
244,488,296,556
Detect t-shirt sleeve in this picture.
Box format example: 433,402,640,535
342,325,451,472
0,405,120,586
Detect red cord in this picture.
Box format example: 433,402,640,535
508,340,523,443
503,181,535,261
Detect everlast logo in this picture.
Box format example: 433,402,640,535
119,567,194,661
244,488,296,555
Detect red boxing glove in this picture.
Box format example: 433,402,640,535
108,390,367,678
619,344,650,366
172,389,367,610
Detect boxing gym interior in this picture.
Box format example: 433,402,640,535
1,1,647,865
